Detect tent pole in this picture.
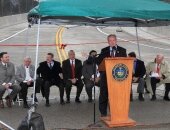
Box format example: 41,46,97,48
27,18,41,130
24,26,29,57
32,18,41,108
135,23,141,59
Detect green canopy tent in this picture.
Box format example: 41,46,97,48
28,0,170,26
27,0,170,69
27,0,170,127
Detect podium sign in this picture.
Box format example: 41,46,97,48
101,57,136,127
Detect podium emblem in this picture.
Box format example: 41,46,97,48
112,63,129,81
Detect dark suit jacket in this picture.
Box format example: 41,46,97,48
97,45,127,65
62,59,82,80
134,59,146,78
37,60,62,82
82,60,94,80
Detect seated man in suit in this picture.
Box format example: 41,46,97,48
146,54,170,101
16,57,41,108
37,53,64,107
62,50,84,103
97,34,127,117
82,50,100,102
128,52,146,101
0,52,21,108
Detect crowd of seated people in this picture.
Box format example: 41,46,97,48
0,45,170,109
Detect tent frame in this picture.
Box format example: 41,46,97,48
30,17,143,126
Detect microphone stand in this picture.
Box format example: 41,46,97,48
92,55,96,124
88,54,103,128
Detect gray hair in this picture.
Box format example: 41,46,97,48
68,50,75,55
156,54,164,59
107,34,117,40
24,56,31,61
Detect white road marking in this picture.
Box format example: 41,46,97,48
96,27,170,51
0,28,28,43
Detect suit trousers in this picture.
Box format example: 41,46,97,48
99,72,108,116
20,80,41,103
43,79,64,101
132,77,145,94
84,79,100,100
0,84,21,100
65,79,84,100
151,77,170,96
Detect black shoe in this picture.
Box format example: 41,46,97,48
138,93,144,101
151,95,156,101
45,100,50,107
66,99,70,103
23,102,29,108
60,100,65,105
88,99,93,103
75,98,81,103
163,96,170,101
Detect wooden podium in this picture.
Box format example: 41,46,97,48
99,57,136,127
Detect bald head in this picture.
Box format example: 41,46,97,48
155,54,164,64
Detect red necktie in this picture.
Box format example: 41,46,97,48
71,60,75,79
157,64,160,73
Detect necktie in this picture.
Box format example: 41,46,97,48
4,64,7,68
49,63,52,69
111,50,114,57
111,46,116,57
157,64,160,73
71,60,75,79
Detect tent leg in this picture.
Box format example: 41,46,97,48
24,26,29,57
32,18,41,108
135,24,141,59
27,19,41,130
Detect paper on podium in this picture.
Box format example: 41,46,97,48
150,72,160,78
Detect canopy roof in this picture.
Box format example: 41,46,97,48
28,0,170,26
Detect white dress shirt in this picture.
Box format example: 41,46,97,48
70,59,75,65
48,61,54,68
25,66,32,81
110,45,117,57
1,62,7,67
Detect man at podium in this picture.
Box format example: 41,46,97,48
97,34,127,117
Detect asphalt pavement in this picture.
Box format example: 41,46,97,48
0,22,170,130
